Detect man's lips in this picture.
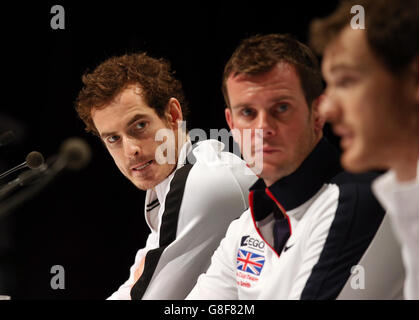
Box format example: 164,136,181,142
263,147,281,153
130,160,153,171
333,125,354,138
254,146,281,153
333,126,355,148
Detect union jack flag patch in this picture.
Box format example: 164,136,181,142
237,249,265,275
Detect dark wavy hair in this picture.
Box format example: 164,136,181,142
75,52,188,136
309,0,419,75
222,33,323,109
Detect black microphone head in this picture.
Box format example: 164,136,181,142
60,138,91,170
26,151,44,169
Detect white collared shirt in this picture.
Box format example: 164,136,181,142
187,139,387,300
107,139,257,299
372,160,419,299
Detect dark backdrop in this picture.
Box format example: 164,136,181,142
0,1,340,299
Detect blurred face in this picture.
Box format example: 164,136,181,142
321,27,418,173
91,85,182,190
225,62,323,186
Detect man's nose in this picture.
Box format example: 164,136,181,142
319,93,341,123
255,111,277,138
123,137,141,158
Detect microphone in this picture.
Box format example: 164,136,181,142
0,137,91,219
54,137,91,171
0,151,45,180
0,131,15,147
0,167,47,199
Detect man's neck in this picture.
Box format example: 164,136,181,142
393,156,418,182
169,134,188,173
390,139,419,181
263,133,323,187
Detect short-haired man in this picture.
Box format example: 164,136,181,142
187,34,385,299
76,53,257,299
310,0,419,299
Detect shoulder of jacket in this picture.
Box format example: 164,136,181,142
190,139,255,176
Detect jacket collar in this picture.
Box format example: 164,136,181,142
249,138,342,221
145,140,192,215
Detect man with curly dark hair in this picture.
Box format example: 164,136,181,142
76,52,256,299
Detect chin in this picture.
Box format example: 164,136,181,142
133,182,151,191
132,164,176,190
259,166,287,184
341,150,375,174
131,177,158,191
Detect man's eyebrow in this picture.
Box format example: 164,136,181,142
270,96,295,102
329,63,363,73
231,96,295,110
126,113,147,127
99,114,147,139
231,103,251,109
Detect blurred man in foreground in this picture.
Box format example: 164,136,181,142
310,0,419,299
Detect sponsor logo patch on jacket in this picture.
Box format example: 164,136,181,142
240,235,265,252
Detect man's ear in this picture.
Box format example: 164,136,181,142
311,95,326,134
225,107,234,130
225,107,242,145
166,98,183,129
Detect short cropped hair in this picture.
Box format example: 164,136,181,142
75,53,188,136
222,33,323,109
309,0,419,75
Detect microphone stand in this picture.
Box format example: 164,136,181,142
0,156,64,220
0,137,91,220
0,162,27,180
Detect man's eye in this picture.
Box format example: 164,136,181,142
107,135,120,143
241,109,254,117
135,122,147,130
336,77,354,87
276,104,289,113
